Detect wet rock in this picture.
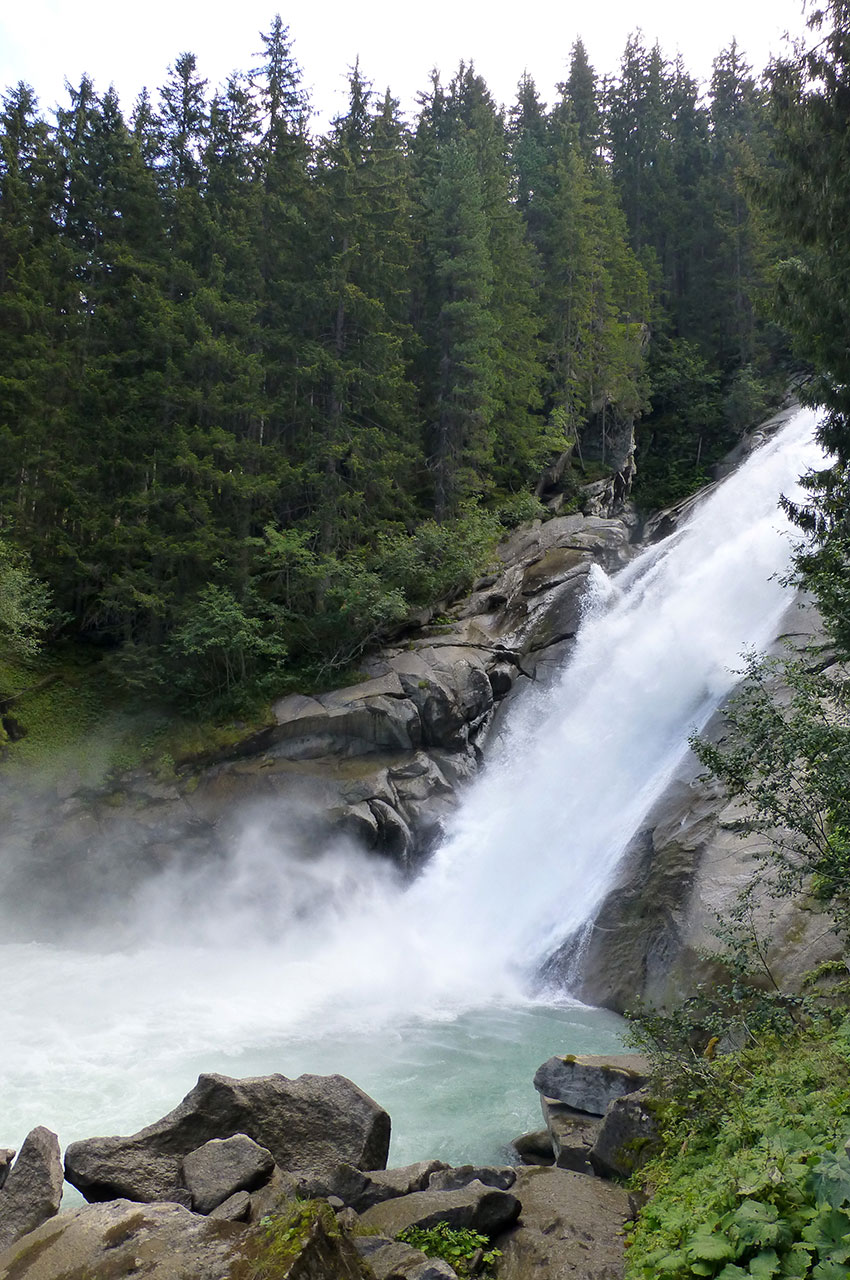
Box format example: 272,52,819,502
0,1127,63,1252
369,799,415,864
182,1133,275,1214
64,1071,390,1205
540,1099,602,1173
590,1090,660,1180
496,1165,631,1280
509,1129,554,1166
246,1165,301,1221
0,1148,15,1190
300,1160,449,1213
358,1179,520,1237
271,681,422,759
533,1054,649,1115
355,1233,458,1279
427,1165,516,1192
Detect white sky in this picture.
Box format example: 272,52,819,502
1,0,810,131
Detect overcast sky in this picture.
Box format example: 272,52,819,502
1,0,810,130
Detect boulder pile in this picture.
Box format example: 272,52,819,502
0,1054,659,1279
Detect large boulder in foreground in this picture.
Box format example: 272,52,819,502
0,1197,371,1280
0,1127,63,1253
533,1054,649,1116
496,1165,631,1280
64,1071,390,1205
0,1200,246,1280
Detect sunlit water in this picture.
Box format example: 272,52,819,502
0,407,823,1184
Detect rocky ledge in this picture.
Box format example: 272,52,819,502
0,1054,655,1279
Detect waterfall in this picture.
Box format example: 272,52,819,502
0,405,825,1161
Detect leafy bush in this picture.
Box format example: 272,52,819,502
397,1222,501,1278
167,584,288,706
372,503,501,607
493,490,549,528
0,538,53,660
625,1024,850,1280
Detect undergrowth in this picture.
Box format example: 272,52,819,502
397,1222,502,1278
0,645,271,785
625,1020,850,1279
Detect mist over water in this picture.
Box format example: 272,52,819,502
0,407,824,1165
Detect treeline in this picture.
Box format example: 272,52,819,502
0,19,787,706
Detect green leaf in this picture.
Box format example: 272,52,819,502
687,1228,736,1263
779,1245,815,1279
732,1200,784,1249
801,1206,850,1257
650,1250,689,1273
812,1262,850,1280
747,1249,780,1278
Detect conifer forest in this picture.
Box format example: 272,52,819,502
0,15,817,709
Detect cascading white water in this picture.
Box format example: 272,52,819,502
0,405,825,1168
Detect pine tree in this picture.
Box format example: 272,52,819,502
300,62,419,549
563,38,602,161
422,135,495,518
0,84,76,579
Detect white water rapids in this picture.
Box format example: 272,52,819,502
0,406,825,1171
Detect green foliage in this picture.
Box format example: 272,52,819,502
0,26,792,705
166,584,288,708
371,504,501,607
625,1025,850,1280
397,1222,501,1278
634,337,724,510
493,490,549,528
724,365,772,433
0,539,52,661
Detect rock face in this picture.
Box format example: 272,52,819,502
300,1160,449,1214
354,1233,458,1280
426,1164,516,1192
509,1129,555,1166
495,1165,631,1280
0,1127,63,1253
64,1071,390,1205
533,1055,649,1115
540,1100,602,1173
